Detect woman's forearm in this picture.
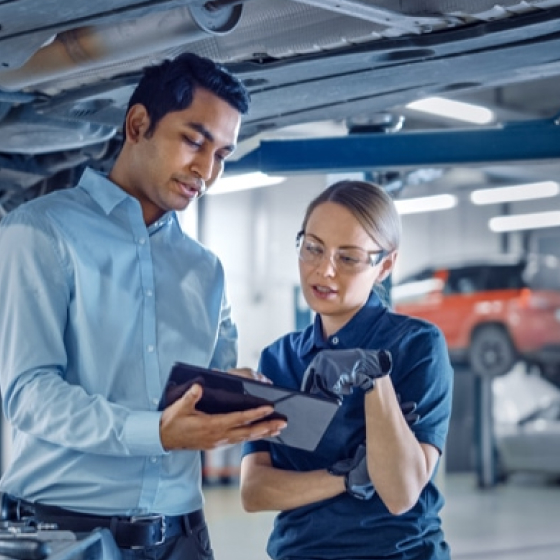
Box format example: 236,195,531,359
240,459,344,512
364,376,438,514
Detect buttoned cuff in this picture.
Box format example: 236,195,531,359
124,411,167,455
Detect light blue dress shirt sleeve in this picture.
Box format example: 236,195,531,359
0,168,238,515
0,207,161,456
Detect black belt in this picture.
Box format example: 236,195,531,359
33,503,204,549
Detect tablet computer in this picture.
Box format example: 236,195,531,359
159,362,340,452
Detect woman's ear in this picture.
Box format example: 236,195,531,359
378,251,398,283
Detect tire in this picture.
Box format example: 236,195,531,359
540,363,560,390
468,324,517,377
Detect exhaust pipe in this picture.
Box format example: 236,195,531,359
0,3,243,92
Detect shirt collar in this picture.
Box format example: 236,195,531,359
147,212,180,235
78,167,132,215
78,167,177,231
300,291,387,357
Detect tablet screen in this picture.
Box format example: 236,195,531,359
159,362,340,451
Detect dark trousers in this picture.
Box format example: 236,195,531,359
119,522,214,560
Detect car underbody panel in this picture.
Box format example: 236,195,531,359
2,1,560,213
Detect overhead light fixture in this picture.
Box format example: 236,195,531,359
471,181,560,205
394,194,457,215
406,96,494,125
489,211,560,232
207,172,285,196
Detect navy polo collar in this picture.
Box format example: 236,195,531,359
300,291,387,357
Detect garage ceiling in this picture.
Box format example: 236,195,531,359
2,0,560,210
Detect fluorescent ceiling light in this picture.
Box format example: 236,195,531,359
208,172,285,196
406,96,494,124
471,181,560,205
489,211,560,232
394,194,457,215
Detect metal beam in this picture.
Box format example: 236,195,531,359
226,118,560,175
289,0,453,33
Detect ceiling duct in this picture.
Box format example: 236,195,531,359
0,3,243,92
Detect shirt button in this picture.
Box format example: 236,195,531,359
332,337,339,345
152,397,159,406
150,456,158,464
138,238,146,245
146,289,153,297
147,345,154,353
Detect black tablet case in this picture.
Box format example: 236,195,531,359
159,362,340,452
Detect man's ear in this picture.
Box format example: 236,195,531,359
378,251,398,283
125,104,150,143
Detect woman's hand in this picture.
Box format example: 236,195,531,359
228,367,272,384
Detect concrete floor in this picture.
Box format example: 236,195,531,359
203,472,560,560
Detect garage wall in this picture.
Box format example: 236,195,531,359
201,173,560,369
199,173,560,475
201,174,327,368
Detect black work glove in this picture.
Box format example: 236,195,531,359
397,393,420,426
301,348,392,401
328,444,374,500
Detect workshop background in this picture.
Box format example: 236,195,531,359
2,1,560,559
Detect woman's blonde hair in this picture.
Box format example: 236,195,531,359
301,180,401,253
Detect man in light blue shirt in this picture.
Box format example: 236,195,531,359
0,52,286,560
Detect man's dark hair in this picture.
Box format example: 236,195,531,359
123,52,250,139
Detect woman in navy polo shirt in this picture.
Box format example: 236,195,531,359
240,179,453,560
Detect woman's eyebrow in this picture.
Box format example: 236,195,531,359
306,233,371,251
304,233,324,244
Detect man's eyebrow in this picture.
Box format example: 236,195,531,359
186,122,236,153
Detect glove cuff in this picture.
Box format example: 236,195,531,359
327,464,347,477
344,475,375,500
327,466,370,499
363,349,392,393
